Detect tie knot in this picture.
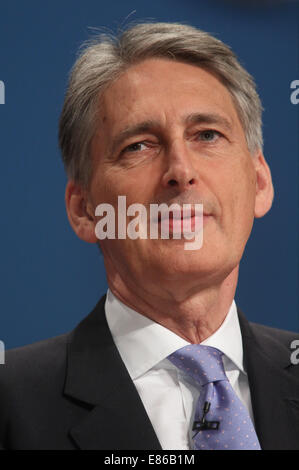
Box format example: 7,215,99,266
168,344,227,386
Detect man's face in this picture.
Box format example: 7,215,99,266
87,58,268,291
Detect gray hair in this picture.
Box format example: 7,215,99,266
59,22,263,187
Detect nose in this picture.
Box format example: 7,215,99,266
161,140,198,191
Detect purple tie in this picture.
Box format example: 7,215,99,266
168,344,261,450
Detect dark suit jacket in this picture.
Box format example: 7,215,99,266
0,294,298,450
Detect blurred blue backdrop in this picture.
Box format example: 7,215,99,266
0,0,298,349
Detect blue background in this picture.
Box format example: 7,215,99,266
0,0,298,349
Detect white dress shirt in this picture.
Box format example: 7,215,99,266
104,288,255,450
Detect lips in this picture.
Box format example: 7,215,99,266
153,205,211,236
157,207,209,222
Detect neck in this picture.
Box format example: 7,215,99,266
105,262,239,344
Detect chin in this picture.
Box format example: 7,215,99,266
149,244,237,282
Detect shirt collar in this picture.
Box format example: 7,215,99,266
200,301,244,373
104,288,245,380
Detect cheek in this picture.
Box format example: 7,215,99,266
89,168,124,207
242,160,257,208
233,168,257,239
102,165,158,207
216,159,256,228
89,167,156,236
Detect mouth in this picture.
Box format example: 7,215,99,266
158,207,209,222
155,206,212,235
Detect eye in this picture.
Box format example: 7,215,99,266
197,130,221,142
122,141,148,154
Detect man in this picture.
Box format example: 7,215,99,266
0,22,298,450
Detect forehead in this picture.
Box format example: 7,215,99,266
98,58,242,135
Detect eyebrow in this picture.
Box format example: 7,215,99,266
184,112,233,133
109,112,233,155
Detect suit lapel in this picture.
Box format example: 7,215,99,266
64,294,162,450
238,310,299,450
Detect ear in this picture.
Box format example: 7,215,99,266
253,151,274,218
65,180,98,243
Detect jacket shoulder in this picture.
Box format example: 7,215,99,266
244,318,299,375
0,333,71,443
248,321,299,349
1,332,70,378
238,308,299,372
